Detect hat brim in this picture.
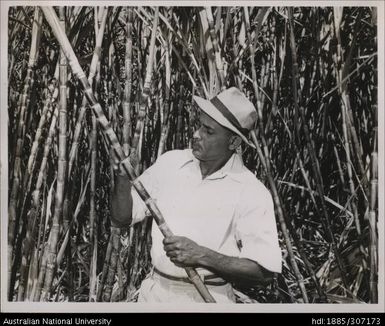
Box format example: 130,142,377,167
193,96,256,149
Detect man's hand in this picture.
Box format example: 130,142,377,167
163,236,207,268
110,148,138,176
163,235,274,287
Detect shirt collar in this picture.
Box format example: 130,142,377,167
179,149,246,182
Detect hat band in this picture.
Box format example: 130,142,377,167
210,96,249,137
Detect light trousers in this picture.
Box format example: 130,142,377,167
137,270,236,303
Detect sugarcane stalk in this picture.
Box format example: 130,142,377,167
346,104,368,194
231,14,245,91
8,8,42,299
17,207,40,301
139,218,153,280
267,17,286,134
57,166,90,267
123,7,134,154
89,227,98,302
125,226,136,301
89,113,98,301
243,7,263,122
67,105,87,177
205,7,226,91
128,226,141,291
33,244,49,301
369,131,378,303
29,179,49,300
340,92,361,233
97,232,114,301
144,216,154,271
176,83,185,149
271,28,280,116
27,246,39,300
158,99,172,157
332,135,346,188
258,55,273,145
89,7,106,302
287,8,301,144
131,7,159,151
103,227,121,302
34,181,56,304
107,42,117,131
40,7,68,301
41,5,215,303
26,79,58,176
129,217,152,290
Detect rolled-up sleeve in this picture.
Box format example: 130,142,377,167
235,184,282,273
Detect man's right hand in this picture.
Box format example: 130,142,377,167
111,148,138,177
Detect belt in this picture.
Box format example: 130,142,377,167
153,267,227,286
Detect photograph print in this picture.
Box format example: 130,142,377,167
2,1,383,311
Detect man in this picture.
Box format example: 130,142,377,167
111,87,282,303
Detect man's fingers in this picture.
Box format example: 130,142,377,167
163,243,178,252
165,250,178,258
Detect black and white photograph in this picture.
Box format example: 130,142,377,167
1,0,384,315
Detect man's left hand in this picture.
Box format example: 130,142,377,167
163,236,206,268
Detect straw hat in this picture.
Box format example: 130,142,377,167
193,87,257,148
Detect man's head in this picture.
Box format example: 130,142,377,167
192,111,241,161
192,87,257,161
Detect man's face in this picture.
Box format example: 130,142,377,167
192,111,233,161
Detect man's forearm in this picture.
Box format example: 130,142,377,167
197,247,273,287
110,174,133,227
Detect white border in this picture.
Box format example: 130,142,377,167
1,0,384,313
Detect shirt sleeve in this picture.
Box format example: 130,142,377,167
234,183,282,273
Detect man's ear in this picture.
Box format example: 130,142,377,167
229,135,242,150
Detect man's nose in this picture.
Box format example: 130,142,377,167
193,128,201,139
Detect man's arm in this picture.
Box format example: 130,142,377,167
110,174,133,227
163,236,273,287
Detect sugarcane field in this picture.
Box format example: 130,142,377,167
3,3,381,306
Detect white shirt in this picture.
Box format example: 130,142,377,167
131,149,282,278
